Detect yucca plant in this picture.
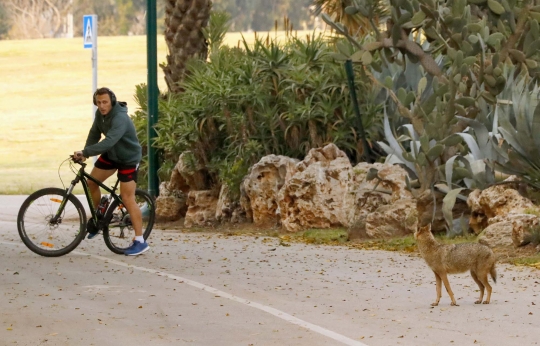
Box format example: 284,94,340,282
203,11,231,57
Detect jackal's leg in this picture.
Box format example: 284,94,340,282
439,272,458,306
470,270,485,304
478,270,493,304
432,272,442,306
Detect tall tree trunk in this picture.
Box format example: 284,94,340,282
161,0,211,94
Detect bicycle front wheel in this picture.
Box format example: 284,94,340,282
17,188,87,257
103,189,155,254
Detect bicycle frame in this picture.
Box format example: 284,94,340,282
50,161,123,224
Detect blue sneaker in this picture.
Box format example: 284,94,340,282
124,240,149,256
86,219,99,239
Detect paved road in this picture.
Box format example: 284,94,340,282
1,196,539,346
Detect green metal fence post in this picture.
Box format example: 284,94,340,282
345,59,374,163
147,0,159,197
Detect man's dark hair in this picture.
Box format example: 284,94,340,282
93,87,117,106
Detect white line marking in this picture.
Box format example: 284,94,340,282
78,252,368,346
1,241,368,346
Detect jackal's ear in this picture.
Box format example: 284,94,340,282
417,224,432,234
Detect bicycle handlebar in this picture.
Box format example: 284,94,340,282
70,155,87,167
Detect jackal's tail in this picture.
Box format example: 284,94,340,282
490,264,497,284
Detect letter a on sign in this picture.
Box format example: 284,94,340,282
84,22,92,43
83,15,95,49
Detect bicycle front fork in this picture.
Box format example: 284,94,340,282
50,181,78,224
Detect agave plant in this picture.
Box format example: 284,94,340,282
492,70,540,189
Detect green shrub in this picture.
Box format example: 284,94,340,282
142,32,383,198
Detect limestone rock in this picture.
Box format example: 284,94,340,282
468,177,540,248
216,184,247,224
168,165,190,194
467,189,486,234
215,184,232,222
487,214,539,248
347,190,389,239
488,187,534,217
478,184,535,217
239,181,252,222
242,155,299,226
365,199,418,238
184,190,218,228
278,144,354,232
349,162,413,202
170,152,209,192
478,221,514,248
468,181,538,233
155,182,187,221
348,163,416,239
155,151,210,221
298,143,348,170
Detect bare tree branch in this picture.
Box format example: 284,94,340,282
4,0,72,39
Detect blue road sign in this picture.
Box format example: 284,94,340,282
83,15,94,49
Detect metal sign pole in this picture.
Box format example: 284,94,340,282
91,14,97,116
83,14,98,163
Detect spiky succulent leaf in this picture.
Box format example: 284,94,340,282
441,187,465,235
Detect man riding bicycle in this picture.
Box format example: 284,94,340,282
73,87,149,256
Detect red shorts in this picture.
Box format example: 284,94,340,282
94,153,138,183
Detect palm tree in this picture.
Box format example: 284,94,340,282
161,0,212,94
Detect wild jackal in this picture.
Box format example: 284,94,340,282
414,224,497,306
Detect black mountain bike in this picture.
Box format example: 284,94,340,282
17,157,155,257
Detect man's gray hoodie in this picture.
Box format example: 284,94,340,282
82,101,142,165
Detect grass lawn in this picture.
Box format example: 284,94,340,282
0,30,318,194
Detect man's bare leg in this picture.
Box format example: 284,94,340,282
121,180,149,255
85,167,116,239
88,167,116,207
120,180,143,237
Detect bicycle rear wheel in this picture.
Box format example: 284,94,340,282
103,189,155,254
17,188,87,257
